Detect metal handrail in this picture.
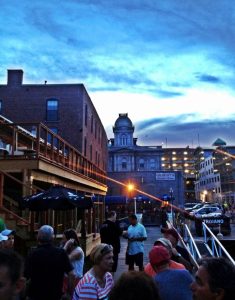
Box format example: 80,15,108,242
0,120,107,185
184,224,201,267
202,222,235,266
167,221,199,268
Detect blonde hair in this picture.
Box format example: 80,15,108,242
90,243,113,265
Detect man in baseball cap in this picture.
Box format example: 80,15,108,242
149,245,193,300
161,227,192,271
1,229,15,249
144,238,185,276
0,233,8,249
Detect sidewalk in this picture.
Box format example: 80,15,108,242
114,226,162,281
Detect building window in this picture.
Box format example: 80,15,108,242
84,137,87,156
46,99,58,121
122,162,127,169
85,104,88,126
95,121,97,138
0,100,2,114
95,151,98,164
98,127,101,144
90,144,92,160
121,134,127,146
122,158,127,169
91,115,93,133
150,159,156,170
139,158,145,169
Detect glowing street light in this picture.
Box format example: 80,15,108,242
203,190,208,202
127,183,134,192
127,183,136,214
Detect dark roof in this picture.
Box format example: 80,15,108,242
213,138,227,146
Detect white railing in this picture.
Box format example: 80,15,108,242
202,222,235,266
184,224,201,267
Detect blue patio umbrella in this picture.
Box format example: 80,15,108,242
20,185,93,211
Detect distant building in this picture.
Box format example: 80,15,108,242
194,147,221,202
108,113,187,209
194,138,235,205
160,147,196,202
0,69,107,171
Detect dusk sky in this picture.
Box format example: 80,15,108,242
1,0,235,147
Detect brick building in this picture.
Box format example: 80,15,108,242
0,69,107,171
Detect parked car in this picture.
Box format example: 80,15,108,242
185,203,205,212
201,212,222,218
191,206,223,218
204,203,223,210
184,202,200,210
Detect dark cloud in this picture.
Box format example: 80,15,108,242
136,114,197,131
151,89,184,98
196,74,221,83
135,116,235,147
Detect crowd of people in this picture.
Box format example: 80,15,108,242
0,212,235,300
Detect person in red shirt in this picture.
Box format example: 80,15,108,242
144,237,185,277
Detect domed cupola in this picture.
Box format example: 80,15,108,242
113,113,135,147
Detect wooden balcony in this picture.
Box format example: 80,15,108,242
0,116,107,255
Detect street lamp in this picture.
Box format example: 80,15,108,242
203,190,208,202
169,187,174,224
127,183,136,214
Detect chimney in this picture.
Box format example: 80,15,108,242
7,69,23,87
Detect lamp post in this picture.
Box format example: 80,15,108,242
127,183,136,214
169,187,174,225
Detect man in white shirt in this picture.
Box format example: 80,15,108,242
124,214,147,271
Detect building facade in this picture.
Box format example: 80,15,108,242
0,69,107,171
108,114,186,208
194,139,235,205
160,147,196,202
194,147,221,202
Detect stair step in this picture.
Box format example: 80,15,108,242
16,222,29,227
196,241,212,256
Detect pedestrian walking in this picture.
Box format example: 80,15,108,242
100,211,122,273
123,214,147,271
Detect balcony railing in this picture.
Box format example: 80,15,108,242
0,119,106,186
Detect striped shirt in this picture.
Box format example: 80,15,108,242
72,270,113,300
